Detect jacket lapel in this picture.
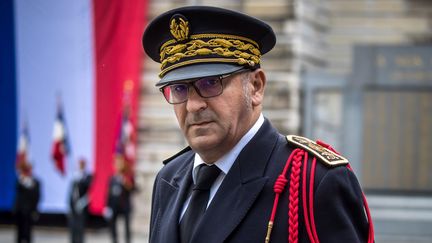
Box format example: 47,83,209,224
158,154,194,243
191,120,280,243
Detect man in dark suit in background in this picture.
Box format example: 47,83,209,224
104,155,134,243
14,161,40,243
68,158,92,243
142,6,375,243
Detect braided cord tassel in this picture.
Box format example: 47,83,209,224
309,158,319,242
265,149,300,243
265,175,287,243
302,152,318,243
288,149,304,243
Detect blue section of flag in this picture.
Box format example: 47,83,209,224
0,0,18,210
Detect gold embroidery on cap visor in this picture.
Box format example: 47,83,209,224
159,33,261,78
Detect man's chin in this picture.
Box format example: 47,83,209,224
188,135,218,151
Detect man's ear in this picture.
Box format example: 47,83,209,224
250,69,266,106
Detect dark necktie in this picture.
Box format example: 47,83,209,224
180,164,221,243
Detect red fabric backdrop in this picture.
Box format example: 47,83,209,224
90,0,147,214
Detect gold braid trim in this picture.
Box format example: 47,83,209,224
160,33,259,51
159,34,261,77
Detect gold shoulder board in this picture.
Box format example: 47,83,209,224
286,135,348,167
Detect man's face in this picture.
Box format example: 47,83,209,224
173,71,257,163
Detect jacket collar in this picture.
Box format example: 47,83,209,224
157,152,194,243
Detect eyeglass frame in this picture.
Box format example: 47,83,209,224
159,68,252,104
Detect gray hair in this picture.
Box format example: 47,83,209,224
240,71,253,110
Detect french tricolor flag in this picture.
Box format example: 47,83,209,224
16,121,30,168
51,101,69,176
0,0,147,214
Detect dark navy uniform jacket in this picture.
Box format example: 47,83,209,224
69,173,92,215
149,119,370,243
14,176,40,215
107,175,134,214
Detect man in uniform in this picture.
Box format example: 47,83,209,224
142,6,374,243
104,155,135,243
14,161,40,243
68,158,92,243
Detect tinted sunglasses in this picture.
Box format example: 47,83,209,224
159,69,250,104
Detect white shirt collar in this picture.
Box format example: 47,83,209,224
192,114,264,182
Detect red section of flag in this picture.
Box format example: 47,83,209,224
90,0,147,215
51,140,65,175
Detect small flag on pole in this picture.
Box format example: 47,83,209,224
114,80,136,164
16,121,30,167
115,106,135,163
51,100,69,175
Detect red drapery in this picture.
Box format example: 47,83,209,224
90,0,147,214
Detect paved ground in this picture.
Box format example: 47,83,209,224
2,225,432,243
0,224,148,243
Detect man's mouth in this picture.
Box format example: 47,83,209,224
190,121,212,127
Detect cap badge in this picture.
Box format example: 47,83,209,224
170,14,190,41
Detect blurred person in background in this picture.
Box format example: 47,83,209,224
68,158,92,243
104,154,135,243
13,160,40,243
142,6,374,243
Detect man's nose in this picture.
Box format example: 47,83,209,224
186,87,207,112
